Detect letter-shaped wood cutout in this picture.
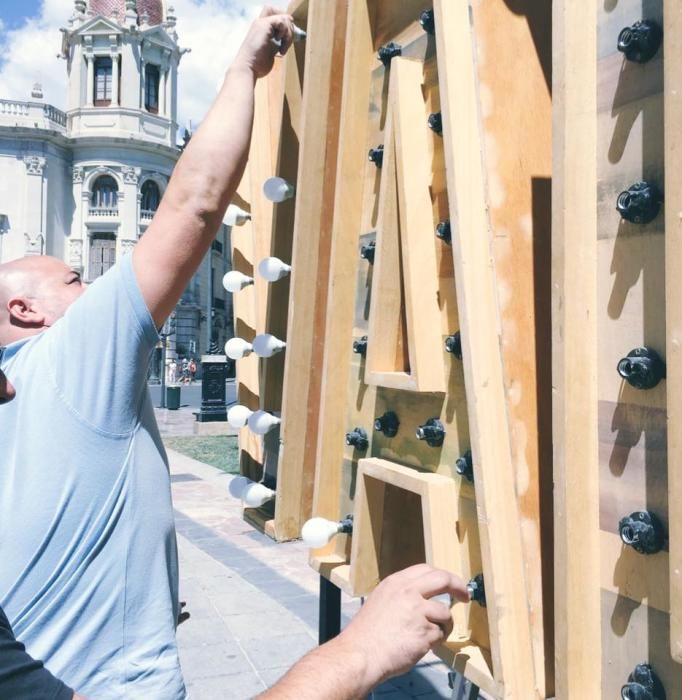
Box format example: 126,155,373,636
365,58,446,393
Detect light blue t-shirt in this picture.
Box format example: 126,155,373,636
0,254,186,699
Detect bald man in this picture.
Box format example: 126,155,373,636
0,8,466,700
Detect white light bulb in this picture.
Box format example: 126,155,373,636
248,410,281,435
222,271,254,293
301,517,342,548
258,257,291,282
242,482,276,508
228,475,251,499
225,337,253,360
263,177,295,203
253,333,286,358
227,404,253,428
224,204,251,227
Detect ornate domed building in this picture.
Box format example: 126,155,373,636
0,0,232,366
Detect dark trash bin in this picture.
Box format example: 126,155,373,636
166,385,181,410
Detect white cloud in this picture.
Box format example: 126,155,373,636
0,0,268,127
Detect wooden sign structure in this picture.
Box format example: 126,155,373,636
307,1,553,697
554,0,682,697
230,0,347,541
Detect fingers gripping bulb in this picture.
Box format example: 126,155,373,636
241,482,276,508
258,257,291,282
222,271,254,293
227,404,253,428
253,333,286,358
301,515,353,548
263,177,295,203
224,205,251,227
248,410,281,435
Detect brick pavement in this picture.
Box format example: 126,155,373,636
163,408,453,700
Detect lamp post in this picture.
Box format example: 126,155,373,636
159,311,176,408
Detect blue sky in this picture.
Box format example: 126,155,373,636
0,0,263,124
0,1,42,29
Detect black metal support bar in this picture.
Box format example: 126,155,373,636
318,575,342,645
449,671,481,699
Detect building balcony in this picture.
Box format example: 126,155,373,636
140,209,155,222
88,205,119,218
0,99,67,131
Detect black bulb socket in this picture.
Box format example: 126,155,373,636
420,8,435,35
353,336,368,356
436,219,451,244
616,181,662,225
467,574,486,607
360,240,376,264
345,427,369,451
445,332,462,359
374,411,400,438
617,347,665,390
368,145,384,168
428,112,442,136
618,511,665,555
378,42,402,66
617,20,662,64
416,418,445,447
621,663,666,700
455,450,474,482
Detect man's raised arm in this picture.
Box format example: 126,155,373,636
133,7,294,328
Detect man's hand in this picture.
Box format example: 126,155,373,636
258,565,468,700
233,7,295,79
338,564,469,687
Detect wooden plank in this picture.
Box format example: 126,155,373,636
435,0,537,696
551,0,601,697
274,0,349,540
666,0,682,662
309,0,376,557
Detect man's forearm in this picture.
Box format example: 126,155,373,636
133,64,256,326
257,633,380,700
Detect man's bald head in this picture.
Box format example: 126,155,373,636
0,256,85,345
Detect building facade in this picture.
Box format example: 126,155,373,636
0,0,232,371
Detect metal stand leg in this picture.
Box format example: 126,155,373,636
318,575,342,645
449,671,480,699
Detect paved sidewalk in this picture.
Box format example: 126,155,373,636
164,413,453,699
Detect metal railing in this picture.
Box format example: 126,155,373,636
89,206,119,218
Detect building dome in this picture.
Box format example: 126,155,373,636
88,0,164,26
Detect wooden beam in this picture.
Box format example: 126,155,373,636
665,0,682,663
274,0,349,540
434,0,537,696
551,0,601,697
309,0,375,552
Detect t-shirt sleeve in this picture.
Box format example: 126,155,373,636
45,252,160,436
0,608,74,700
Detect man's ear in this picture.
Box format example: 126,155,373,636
7,297,46,327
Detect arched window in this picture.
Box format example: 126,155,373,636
141,180,161,213
91,175,118,211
